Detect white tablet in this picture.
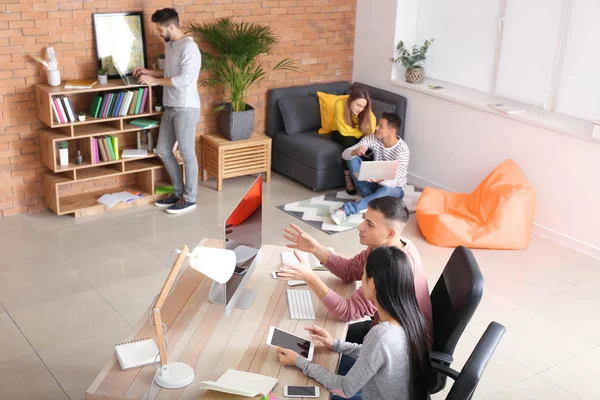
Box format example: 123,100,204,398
266,326,314,362
354,160,399,181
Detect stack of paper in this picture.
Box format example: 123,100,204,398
200,369,278,398
114,337,159,370
281,247,334,271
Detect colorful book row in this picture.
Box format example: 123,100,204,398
92,135,119,164
89,88,149,119
50,96,77,124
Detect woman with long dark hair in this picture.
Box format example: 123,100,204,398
330,87,376,195
275,246,431,400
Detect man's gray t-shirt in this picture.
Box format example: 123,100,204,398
164,36,201,109
295,322,411,399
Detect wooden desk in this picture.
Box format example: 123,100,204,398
86,240,352,400
201,132,272,192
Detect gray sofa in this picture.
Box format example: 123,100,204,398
267,81,407,191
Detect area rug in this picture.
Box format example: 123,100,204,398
277,185,422,235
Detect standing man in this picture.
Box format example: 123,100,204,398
134,8,201,214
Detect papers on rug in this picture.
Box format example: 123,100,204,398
200,369,278,398
114,337,159,370
97,191,142,208
281,247,334,271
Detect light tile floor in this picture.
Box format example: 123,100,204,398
0,173,598,400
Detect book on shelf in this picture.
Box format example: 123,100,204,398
111,136,119,160
50,98,61,123
139,87,148,114
60,96,76,122
122,148,148,158
90,94,102,118
128,90,139,115
134,88,144,114
91,137,99,164
131,119,158,129
64,79,97,89
114,337,159,370
52,97,67,123
155,185,174,194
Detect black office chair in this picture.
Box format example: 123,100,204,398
429,246,484,393
432,322,506,400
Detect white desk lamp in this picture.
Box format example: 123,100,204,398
152,244,236,389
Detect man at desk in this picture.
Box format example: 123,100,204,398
277,197,432,370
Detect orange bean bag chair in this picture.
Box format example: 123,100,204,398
416,159,536,249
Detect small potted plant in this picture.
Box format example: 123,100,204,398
154,102,163,112
158,54,165,70
78,112,86,122
97,65,108,84
57,140,69,166
390,39,434,84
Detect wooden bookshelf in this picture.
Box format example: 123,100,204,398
36,79,179,217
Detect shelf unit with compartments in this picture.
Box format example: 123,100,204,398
35,80,180,217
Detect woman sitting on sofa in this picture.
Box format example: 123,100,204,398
331,87,376,195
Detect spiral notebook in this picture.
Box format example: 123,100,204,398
114,337,159,370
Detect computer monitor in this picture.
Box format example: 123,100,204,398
208,176,262,316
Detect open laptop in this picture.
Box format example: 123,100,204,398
114,63,140,86
354,160,399,181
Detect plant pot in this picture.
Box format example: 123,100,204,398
78,114,86,122
405,67,425,84
158,58,165,70
155,106,163,112
59,148,69,166
218,103,255,141
98,74,108,84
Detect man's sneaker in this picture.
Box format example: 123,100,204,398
155,194,180,208
330,208,347,225
166,198,197,214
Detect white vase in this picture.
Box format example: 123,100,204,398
47,69,60,86
59,148,69,166
98,74,108,84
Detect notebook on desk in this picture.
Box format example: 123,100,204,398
114,337,159,370
200,369,278,398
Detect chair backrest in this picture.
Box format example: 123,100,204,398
446,322,506,400
430,246,484,392
431,246,484,354
352,82,408,139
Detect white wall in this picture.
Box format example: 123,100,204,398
353,0,600,253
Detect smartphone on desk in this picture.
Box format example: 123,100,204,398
284,385,320,398
234,266,248,275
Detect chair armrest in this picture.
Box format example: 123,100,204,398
431,361,460,381
431,351,454,364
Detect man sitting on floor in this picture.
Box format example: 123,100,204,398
330,112,409,225
278,197,432,352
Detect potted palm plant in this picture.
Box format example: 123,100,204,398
188,17,297,141
390,39,434,84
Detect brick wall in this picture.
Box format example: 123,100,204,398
0,0,356,216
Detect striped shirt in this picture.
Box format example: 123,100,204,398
342,135,410,188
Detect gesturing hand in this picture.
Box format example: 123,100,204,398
305,325,334,349
284,223,319,253
277,251,316,282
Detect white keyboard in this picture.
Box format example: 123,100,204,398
287,289,316,320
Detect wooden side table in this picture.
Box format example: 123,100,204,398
201,132,272,191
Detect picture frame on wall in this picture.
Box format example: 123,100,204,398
92,11,148,78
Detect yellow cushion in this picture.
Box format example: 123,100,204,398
317,92,349,134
